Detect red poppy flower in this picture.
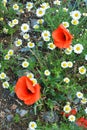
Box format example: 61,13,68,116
76,117,85,127
52,24,73,48
70,109,77,115
83,119,87,128
61,109,77,117
15,76,41,105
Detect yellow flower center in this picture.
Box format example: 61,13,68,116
39,11,43,14
75,13,79,17
39,20,43,24
29,43,33,46
24,63,28,66
78,94,81,97
81,98,87,103
63,63,67,67
31,124,35,128
80,68,85,73
27,75,32,79
9,52,13,55
65,107,70,111
27,4,31,7
14,5,18,9
5,55,9,58
1,74,5,78
64,23,67,26
70,117,74,120
49,44,54,48
4,83,8,86
17,40,21,45
76,47,80,51
68,63,72,66
23,26,27,30
65,79,69,83
44,33,48,36
13,20,17,23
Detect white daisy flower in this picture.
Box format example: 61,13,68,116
85,55,87,60
2,0,7,7
22,61,29,68
71,19,79,25
63,77,70,83
85,107,87,114
61,61,68,68
36,8,45,17
41,30,51,38
70,10,81,20
76,92,83,99
33,24,39,29
2,81,9,88
63,105,71,113
66,102,71,105
41,30,51,42
62,22,69,28
0,72,6,79
63,7,68,12
48,43,56,50
14,39,22,47
3,28,8,34
27,72,34,79
56,10,59,12
12,19,19,25
37,19,44,24
44,70,51,76
30,78,37,86
23,33,30,40
26,2,33,11
68,115,76,122
40,2,50,10
81,98,87,104
19,9,24,14
67,61,73,68
21,23,30,33
53,0,61,5
8,21,15,28
27,42,35,48
8,49,14,56
83,13,87,16
43,37,50,42
13,4,19,11
79,66,86,75
64,45,73,55
73,44,84,54
28,121,37,130
4,54,10,60
0,17,3,21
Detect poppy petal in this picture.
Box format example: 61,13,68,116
15,76,31,100
26,77,35,93
52,24,73,48
76,117,85,127
24,84,41,105
15,76,41,105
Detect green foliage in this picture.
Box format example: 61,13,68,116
37,122,83,130
13,114,20,123
0,0,87,129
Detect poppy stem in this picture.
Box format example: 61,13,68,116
34,104,37,115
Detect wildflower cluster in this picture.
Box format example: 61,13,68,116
0,0,87,129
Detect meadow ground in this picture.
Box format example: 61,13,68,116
0,0,87,130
